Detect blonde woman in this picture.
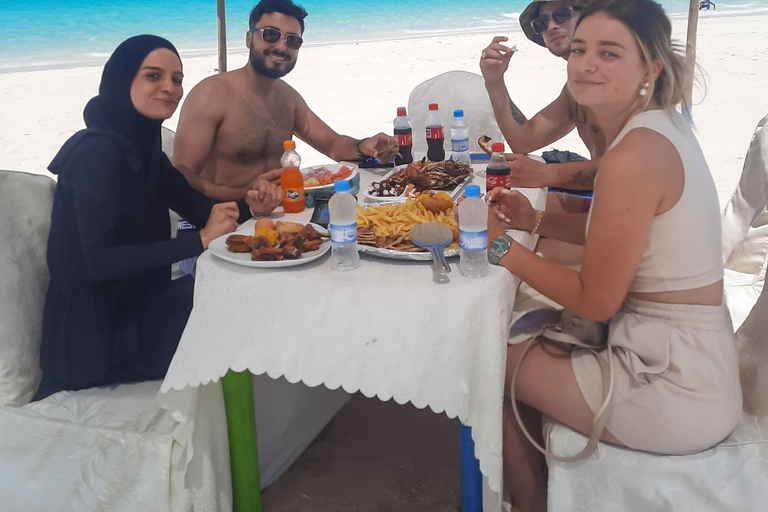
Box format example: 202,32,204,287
485,0,742,510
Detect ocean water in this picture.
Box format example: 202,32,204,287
1,0,767,72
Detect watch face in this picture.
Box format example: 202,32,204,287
492,236,510,255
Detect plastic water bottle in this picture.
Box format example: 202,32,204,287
329,180,360,271
458,184,489,278
393,107,413,165
425,103,445,162
450,109,471,164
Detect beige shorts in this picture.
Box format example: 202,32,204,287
572,297,743,454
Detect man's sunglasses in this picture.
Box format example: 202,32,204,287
531,6,577,35
251,27,304,50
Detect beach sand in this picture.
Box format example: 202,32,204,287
1,15,767,207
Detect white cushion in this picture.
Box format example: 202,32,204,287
544,412,768,512
0,170,54,406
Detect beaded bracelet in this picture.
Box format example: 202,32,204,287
531,210,543,235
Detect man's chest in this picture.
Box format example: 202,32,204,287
216,98,295,165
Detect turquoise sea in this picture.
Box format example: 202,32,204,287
1,0,767,72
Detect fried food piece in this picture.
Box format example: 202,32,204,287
254,227,278,246
281,244,302,260
301,239,322,252
418,191,454,213
301,224,322,241
275,221,305,243
250,236,271,250
251,247,285,261
226,234,254,253
478,135,493,155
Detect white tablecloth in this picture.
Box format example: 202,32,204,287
159,165,546,511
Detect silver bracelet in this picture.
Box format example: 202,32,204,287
531,210,543,235
249,205,267,219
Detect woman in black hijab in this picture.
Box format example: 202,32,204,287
33,35,279,401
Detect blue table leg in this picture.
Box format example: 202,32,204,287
460,423,483,512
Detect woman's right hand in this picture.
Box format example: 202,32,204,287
200,202,240,249
479,36,516,84
486,188,537,232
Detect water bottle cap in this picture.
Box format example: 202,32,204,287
453,109,464,118
428,103,439,111
283,140,296,150
397,107,407,116
491,142,505,153
465,184,481,198
334,180,350,192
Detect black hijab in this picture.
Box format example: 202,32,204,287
83,35,181,164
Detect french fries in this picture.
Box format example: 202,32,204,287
357,200,459,249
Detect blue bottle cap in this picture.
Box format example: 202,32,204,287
334,180,350,192
465,184,481,197
454,109,464,118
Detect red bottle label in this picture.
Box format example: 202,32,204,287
397,133,412,146
485,174,511,191
426,127,444,139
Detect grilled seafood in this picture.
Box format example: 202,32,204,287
225,234,254,253
367,158,472,198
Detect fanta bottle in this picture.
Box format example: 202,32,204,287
281,140,305,213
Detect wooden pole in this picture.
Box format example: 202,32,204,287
684,0,699,107
217,0,227,73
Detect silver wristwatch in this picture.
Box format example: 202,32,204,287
488,233,514,265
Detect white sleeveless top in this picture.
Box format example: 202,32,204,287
587,109,724,293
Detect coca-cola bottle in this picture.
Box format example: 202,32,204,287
486,142,511,193
425,103,445,162
393,107,413,165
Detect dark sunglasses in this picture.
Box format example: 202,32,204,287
251,26,303,50
531,6,577,35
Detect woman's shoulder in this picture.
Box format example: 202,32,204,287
49,128,138,181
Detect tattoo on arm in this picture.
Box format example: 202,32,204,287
509,99,527,126
567,168,598,188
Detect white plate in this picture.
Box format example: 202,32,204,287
209,224,331,268
301,163,358,192
357,202,459,261
363,167,408,202
363,163,472,202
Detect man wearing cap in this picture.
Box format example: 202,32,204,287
480,0,603,198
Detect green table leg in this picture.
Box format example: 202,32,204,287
222,370,263,512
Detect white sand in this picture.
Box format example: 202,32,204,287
1,14,767,207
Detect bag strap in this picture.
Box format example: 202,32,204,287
510,327,615,463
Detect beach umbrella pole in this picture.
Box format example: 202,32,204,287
217,0,227,73
685,0,699,110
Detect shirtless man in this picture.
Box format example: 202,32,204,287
481,0,603,203
173,0,398,201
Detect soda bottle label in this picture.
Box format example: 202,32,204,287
286,189,301,200
330,222,358,244
452,138,469,152
426,127,444,139
460,229,488,252
397,133,413,146
485,174,511,191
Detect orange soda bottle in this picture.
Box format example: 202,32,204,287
281,140,305,213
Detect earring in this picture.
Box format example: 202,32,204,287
639,82,650,97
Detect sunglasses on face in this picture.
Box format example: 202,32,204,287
251,26,303,50
531,6,576,35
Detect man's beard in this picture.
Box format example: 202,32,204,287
249,47,296,79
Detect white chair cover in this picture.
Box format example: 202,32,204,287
722,114,768,330
407,71,503,159
161,125,176,160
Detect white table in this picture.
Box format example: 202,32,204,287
159,164,546,511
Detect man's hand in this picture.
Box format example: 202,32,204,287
480,36,516,84
486,187,538,232
246,178,283,216
506,153,553,188
199,202,240,249
359,133,399,162
255,168,283,186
